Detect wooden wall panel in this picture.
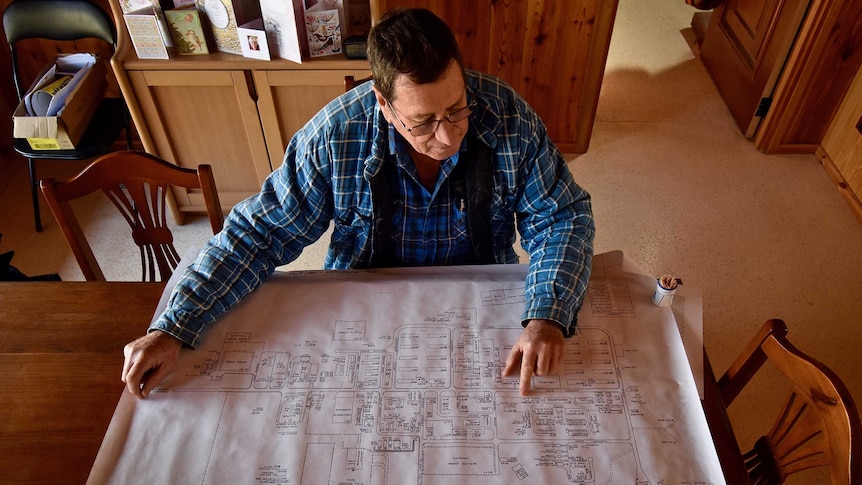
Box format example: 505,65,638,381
818,65,862,224
519,1,601,146
373,0,618,153
487,1,528,82
371,0,493,73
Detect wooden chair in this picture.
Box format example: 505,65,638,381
344,75,373,92
39,151,224,282
3,0,133,232
717,319,861,484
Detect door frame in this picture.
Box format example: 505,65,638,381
755,0,862,153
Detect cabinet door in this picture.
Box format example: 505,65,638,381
254,69,371,170
127,70,272,210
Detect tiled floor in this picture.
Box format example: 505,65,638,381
1,2,860,482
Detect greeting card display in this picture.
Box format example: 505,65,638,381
165,7,209,55
259,0,304,63
304,9,341,58
119,0,153,13
124,7,170,59
195,0,261,55
238,18,270,60
304,0,346,32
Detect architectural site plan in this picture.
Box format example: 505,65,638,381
89,254,724,484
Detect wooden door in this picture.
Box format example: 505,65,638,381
126,70,271,211
700,0,809,138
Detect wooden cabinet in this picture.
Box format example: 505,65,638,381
126,69,270,209
817,65,862,224
696,0,862,154
752,0,862,154
109,0,371,217
120,64,368,210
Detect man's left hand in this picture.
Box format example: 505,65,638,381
502,319,565,395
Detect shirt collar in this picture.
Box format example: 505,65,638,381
464,75,501,149
363,104,390,180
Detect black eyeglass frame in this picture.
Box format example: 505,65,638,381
387,99,477,137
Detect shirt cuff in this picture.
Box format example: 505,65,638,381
148,314,202,348
522,296,578,337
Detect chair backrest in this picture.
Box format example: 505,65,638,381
3,0,116,99
717,319,862,484
344,75,372,92
39,150,225,282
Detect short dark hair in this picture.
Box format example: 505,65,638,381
366,8,465,101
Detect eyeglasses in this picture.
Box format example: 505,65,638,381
387,100,476,137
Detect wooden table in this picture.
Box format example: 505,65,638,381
702,349,751,484
0,280,749,484
0,282,164,485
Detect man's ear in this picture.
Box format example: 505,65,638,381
371,85,386,107
372,85,392,124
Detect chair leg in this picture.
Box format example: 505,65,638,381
28,158,42,232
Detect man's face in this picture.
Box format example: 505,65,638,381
374,61,468,161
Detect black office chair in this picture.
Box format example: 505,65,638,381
3,0,132,232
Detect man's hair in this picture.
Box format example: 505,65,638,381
367,8,465,102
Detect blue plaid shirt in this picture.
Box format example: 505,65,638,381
387,137,474,265
152,70,594,346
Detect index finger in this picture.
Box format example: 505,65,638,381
519,360,534,396
502,345,522,377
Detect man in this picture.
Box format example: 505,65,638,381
122,8,594,398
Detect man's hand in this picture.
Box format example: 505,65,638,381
121,330,183,399
502,319,565,396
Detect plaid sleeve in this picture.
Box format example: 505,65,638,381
513,97,595,336
519,160,594,335
149,118,337,347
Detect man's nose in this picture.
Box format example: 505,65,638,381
434,120,458,145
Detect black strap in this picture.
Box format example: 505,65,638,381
463,135,494,264
370,135,495,267
369,157,398,268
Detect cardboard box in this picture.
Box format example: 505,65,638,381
12,55,107,150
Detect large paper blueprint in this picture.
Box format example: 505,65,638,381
89,253,725,484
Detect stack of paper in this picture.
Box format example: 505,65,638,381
23,53,95,117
